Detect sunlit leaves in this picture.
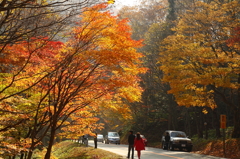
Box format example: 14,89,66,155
107,0,115,4
63,3,147,132
68,3,146,99
0,2,147,157
160,0,240,108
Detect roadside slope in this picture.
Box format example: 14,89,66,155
192,139,240,159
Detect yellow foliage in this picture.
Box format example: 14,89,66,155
160,0,240,109
202,108,208,114
108,0,115,4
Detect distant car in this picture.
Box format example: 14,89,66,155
140,135,147,146
97,134,104,143
161,130,193,152
105,132,120,144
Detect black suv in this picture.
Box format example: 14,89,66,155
161,130,193,152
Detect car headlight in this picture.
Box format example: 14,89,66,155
187,140,192,144
172,139,179,143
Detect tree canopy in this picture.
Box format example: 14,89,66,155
0,2,146,158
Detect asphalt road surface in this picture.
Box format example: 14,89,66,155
88,140,228,159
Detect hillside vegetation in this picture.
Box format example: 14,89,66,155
34,141,123,159
192,138,240,159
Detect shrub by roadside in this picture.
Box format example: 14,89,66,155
192,138,240,159
51,141,123,159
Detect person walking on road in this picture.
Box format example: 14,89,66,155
165,132,170,150
127,130,135,159
134,132,145,159
94,133,98,149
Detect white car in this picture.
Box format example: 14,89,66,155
97,134,104,143
104,132,120,144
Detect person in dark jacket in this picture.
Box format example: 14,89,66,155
134,132,145,159
165,132,170,150
127,130,135,159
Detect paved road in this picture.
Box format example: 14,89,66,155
88,140,228,159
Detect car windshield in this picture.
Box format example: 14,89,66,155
170,132,186,137
108,132,119,137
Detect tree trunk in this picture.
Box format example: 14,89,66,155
44,121,57,159
232,74,240,138
168,113,171,130
196,107,203,138
27,151,33,159
213,108,221,138
232,108,240,138
185,109,191,136
20,152,24,159
27,130,38,159
24,152,27,159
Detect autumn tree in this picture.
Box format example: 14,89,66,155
160,0,240,138
0,1,106,157
0,2,146,158
0,37,65,158
0,0,107,104
41,3,145,158
0,0,105,134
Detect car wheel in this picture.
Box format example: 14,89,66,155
187,147,192,152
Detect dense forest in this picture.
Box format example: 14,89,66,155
111,0,240,142
0,0,240,158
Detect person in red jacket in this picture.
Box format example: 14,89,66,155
134,132,145,159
